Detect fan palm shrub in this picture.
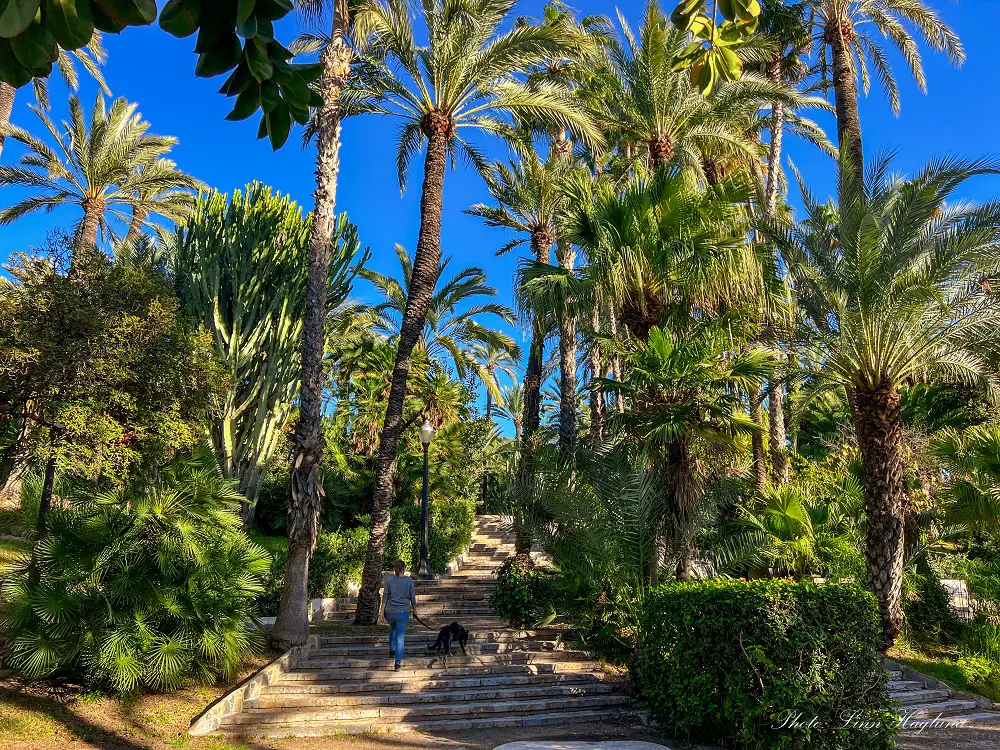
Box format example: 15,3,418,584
0,448,269,693
0,94,200,256
350,0,601,623
765,152,1000,648
933,424,1000,535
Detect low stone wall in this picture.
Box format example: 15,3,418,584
883,656,994,709
188,635,319,735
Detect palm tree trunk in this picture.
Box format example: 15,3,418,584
355,113,452,625
557,244,576,462
750,384,766,494
76,198,104,260
522,228,554,441
588,308,605,448
827,20,863,179
768,364,789,483
608,308,625,415
29,455,57,582
479,389,493,507
854,384,906,650
0,82,15,160
667,437,700,581
270,10,351,650
764,98,785,216
124,208,147,245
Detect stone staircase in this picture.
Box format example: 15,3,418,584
213,515,631,737
888,666,1000,727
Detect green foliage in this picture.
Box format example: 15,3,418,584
175,184,364,517
490,555,550,628
903,559,962,649
0,0,317,149
0,448,269,693
635,580,897,749
0,242,226,483
669,0,761,94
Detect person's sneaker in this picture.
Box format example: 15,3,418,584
394,663,401,671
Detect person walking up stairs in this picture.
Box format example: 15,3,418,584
211,516,631,737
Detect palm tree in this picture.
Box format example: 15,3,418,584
495,383,526,443
271,0,356,650
362,244,520,378
469,152,575,448
809,0,963,177
350,0,600,624
0,95,200,257
469,342,521,425
0,35,110,159
765,152,1000,649
598,0,793,177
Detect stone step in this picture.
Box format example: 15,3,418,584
317,614,505,628
281,661,603,682
414,592,489,602
414,578,495,588
901,699,980,719
222,693,632,726
888,680,925,692
309,641,562,658
253,681,620,709
887,670,903,681
301,650,594,671
892,689,952,706
262,671,610,696
215,707,628,737
317,629,560,646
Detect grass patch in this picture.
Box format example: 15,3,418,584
249,531,287,557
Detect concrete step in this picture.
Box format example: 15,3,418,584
253,681,620,709
317,614,505,628
317,629,561,646
309,641,562,658
215,707,629,737
261,671,611,696
887,670,903,681
301,650,594,671
222,693,632,726
888,680,925,692
901,699,980,718
892,689,952,706
281,661,604,682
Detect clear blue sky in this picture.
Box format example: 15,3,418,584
1,0,998,426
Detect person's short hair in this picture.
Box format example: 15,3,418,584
394,560,406,575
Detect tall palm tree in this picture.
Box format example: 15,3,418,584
0,95,200,257
765,152,1000,649
809,0,963,177
0,35,110,159
598,0,793,177
270,0,358,650
362,244,521,377
350,0,600,624
469,152,574,448
469,341,521,425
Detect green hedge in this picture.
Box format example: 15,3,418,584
634,580,897,750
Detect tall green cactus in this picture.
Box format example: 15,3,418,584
174,183,363,524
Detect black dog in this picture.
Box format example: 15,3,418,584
427,621,469,656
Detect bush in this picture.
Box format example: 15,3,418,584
0,450,268,693
904,559,963,648
634,580,897,750
490,555,551,628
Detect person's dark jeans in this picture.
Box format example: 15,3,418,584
387,609,410,667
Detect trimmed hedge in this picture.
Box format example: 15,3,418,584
634,580,897,750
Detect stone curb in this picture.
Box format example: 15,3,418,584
189,635,320,736
883,657,994,710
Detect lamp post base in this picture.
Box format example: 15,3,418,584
417,559,435,580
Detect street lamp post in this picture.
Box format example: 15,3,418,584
418,419,436,579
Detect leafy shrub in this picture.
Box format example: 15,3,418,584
634,580,897,749
490,555,551,627
0,450,268,693
904,559,962,648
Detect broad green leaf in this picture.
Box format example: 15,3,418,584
0,0,41,39
159,0,202,38
236,0,255,26
259,78,279,113
245,36,272,81
235,15,257,39
265,101,291,150
218,59,252,95
225,83,259,120
195,33,242,77
253,0,291,22
10,15,58,70
93,0,156,26
44,0,94,51
0,37,31,85
91,2,125,32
